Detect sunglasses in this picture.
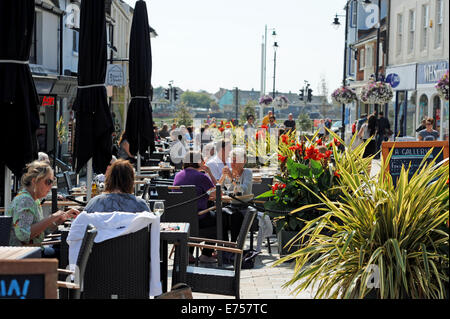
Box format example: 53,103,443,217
44,178,56,186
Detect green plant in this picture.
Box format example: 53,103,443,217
56,116,68,144
297,112,312,132
174,103,193,127
256,130,347,232
275,146,449,299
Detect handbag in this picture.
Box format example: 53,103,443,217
155,283,193,299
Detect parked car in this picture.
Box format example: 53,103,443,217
331,120,342,133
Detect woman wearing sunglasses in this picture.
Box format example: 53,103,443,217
6,160,80,247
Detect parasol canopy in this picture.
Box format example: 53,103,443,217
0,0,40,177
72,0,114,174
125,0,155,157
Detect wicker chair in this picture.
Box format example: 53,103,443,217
156,185,201,237
178,208,257,299
251,177,275,253
81,227,151,299
0,216,12,246
57,224,97,299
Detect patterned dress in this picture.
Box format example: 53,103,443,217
6,189,45,246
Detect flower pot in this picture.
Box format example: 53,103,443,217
277,229,302,256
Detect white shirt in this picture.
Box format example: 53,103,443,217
206,155,230,181
66,211,162,297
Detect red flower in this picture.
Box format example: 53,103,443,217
317,138,323,146
278,154,287,162
325,150,332,158
218,127,225,132
334,171,341,178
226,124,231,128
261,125,268,130
281,134,289,144
333,137,341,147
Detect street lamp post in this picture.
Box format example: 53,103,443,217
272,40,278,114
332,4,350,141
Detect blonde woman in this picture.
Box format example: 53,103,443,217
6,161,79,248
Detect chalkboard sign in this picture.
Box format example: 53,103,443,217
382,141,449,184
0,259,57,299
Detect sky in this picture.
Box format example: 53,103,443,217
123,0,347,97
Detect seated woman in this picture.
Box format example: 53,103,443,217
218,148,253,242
6,161,80,251
84,159,150,213
173,151,219,263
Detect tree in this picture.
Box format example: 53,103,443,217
175,102,193,127
240,100,257,124
180,91,214,109
210,101,220,112
298,112,312,133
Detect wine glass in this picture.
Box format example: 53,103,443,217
223,176,232,195
153,201,165,217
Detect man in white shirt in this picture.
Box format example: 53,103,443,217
206,139,232,181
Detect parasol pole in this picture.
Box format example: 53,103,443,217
4,166,12,210
86,158,93,201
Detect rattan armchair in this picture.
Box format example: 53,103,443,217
176,208,257,299
57,224,97,299
0,216,12,246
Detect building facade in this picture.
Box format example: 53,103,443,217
387,0,448,140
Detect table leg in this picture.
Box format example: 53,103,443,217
178,236,187,286
160,239,168,293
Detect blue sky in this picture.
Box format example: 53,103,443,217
123,0,347,96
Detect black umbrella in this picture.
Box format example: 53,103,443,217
125,0,155,158
0,0,40,177
72,0,113,174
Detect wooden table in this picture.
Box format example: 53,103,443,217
0,246,42,260
160,222,190,293
140,166,175,172
135,173,160,180
41,200,80,208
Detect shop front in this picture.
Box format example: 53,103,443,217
385,63,417,138
417,60,449,140
32,67,77,166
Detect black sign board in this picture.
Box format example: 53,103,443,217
0,259,57,299
382,141,449,185
0,275,44,299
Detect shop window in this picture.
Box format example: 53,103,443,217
418,94,428,124
433,95,441,133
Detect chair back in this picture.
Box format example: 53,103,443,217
0,216,12,246
156,185,199,236
71,224,97,299
252,178,273,198
82,227,150,299
234,208,257,269
63,171,73,194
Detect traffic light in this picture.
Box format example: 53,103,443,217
307,88,313,102
173,88,178,101
164,88,170,100
299,89,304,101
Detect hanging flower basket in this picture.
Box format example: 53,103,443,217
359,79,393,104
274,95,289,109
435,70,449,101
331,86,357,104
259,95,273,106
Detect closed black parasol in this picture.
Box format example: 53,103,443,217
0,0,40,177
125,0,155,157
72,0,113,174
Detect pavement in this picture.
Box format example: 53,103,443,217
165,159,382,299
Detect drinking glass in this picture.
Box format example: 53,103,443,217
223,177,232,195
153,201,165,217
